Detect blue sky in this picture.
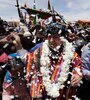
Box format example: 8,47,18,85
0,0,90,21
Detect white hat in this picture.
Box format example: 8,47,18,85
23,31,32,37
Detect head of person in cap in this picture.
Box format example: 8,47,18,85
45,22,65,51
21,30,35,51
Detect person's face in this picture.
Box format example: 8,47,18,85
67,33,76,42
48,34,61,49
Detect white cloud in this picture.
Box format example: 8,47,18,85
66,0,90,10
67,0,74,8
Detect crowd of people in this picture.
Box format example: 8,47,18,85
0,16,90,100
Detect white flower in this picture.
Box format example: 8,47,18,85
60,85,65,89
47,85,59,98
10,95,14,99
41,38,74,98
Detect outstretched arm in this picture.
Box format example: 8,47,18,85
12,33,28,64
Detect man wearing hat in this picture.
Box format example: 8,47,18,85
14,22,82,100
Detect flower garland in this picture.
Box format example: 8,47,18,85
41,38,75,98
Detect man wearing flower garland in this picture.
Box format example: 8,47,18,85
14,22,82,100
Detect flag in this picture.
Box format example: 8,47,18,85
48,0,51,11
33,16,36,25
